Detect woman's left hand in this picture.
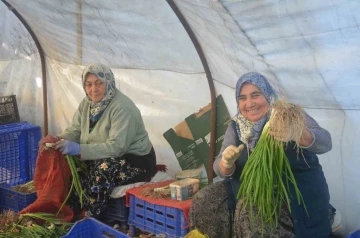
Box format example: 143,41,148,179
269,126,313,146
38,135,59,147
54,140,80,155
297,128,313,147
268,127,292,142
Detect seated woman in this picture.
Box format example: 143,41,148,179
51,63,156,218
189,72,334,237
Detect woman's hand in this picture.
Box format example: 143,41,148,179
38,135,59,147
269,126,313,146
297,128,313,147
54,140,80,155
268,127,292,142
221,144,245,168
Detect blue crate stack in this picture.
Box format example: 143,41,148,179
62,217,130,238
101,197,129,227
0,122,41,211
348,231,360,238
128,195,189,238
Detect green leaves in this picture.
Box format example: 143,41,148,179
64,156,88,209
0,212,72,237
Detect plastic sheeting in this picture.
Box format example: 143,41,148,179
0,0,359,233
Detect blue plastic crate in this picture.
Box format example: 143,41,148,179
0,122,41,185
348,230,360,238
62,217,130,238
128,195,189,238
101,197,129,225
0,183,36,212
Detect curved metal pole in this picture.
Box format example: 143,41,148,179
2,0,48,136
166,0,217,183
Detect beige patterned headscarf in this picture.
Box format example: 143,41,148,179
82,63,116,118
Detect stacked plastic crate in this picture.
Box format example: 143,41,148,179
0,95,20,125
0,122,41,212
128,195,189,237
62,217,130,238
126,180,191,238
101,197,129,228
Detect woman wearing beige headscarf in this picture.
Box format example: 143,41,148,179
52,63,156,218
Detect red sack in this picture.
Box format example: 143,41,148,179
19,135,74,222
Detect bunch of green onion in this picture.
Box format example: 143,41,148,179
237,101,307,229
57,155,88,216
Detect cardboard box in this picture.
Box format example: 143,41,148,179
163,95,231,176
170,178,200,201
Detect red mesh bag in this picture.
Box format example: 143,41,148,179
19,135,74,222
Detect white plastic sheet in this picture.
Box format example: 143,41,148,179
1,0,359,232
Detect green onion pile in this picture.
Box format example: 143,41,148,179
0,154,89,237
0,211,72,237
12,181,35,194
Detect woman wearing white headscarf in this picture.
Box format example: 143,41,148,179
53,63,156,218
189,72,334,238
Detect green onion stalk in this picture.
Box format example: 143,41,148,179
57,155,88,216
0,212,72,238
236,122,306,229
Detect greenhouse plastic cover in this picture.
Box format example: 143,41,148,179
0,0,359,233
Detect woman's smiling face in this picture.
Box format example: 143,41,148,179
238,83,269,122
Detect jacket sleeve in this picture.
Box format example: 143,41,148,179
213,121,239,178
59,100,84,143
299,112,332,154
79,104,137,160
